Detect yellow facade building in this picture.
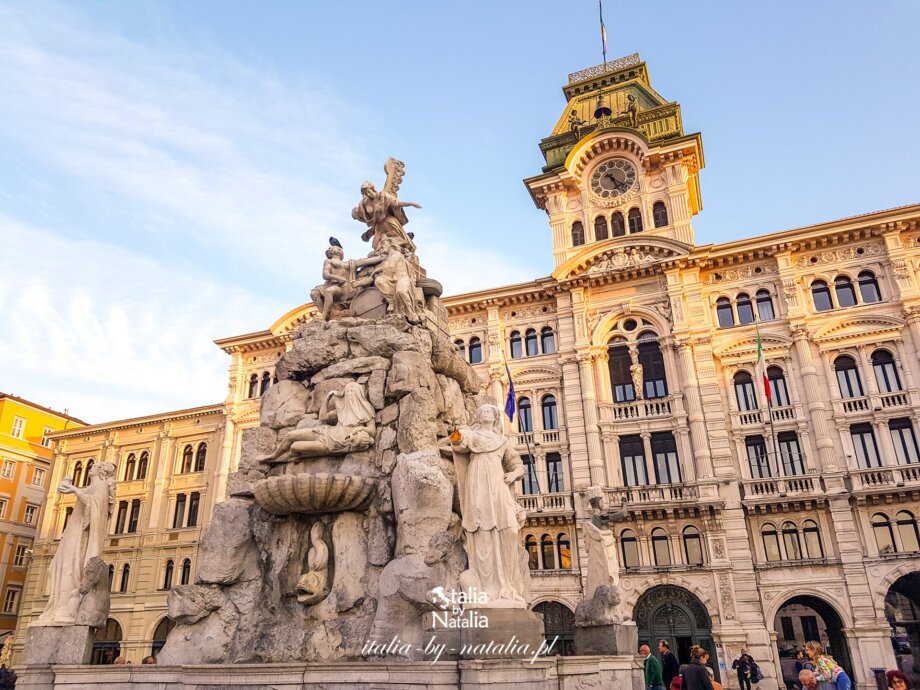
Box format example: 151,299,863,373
14,55,920,688
0,393,83,643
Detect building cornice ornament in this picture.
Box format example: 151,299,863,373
705,263,778,284
793,242,884,269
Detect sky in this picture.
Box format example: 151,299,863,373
1,1,919,424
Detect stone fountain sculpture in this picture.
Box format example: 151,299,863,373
158,160,538,665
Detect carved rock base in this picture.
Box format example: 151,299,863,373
573,620,638,656
456,608,545,659
22,624,94,665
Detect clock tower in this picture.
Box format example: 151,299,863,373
524,54,705,272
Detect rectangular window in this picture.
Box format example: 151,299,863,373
781,616,795,641
31,468,45,487
23,504,38,525
768,374,790,407
1,461,14,479
745,436,771,478
114,501,128,534
41,427,54,448
619,435,648,487
735,379,758,412
173,494,187,529
546,453,564,493
127,500,141,534
10,417,25,439
778,432,805,476
0,499,9,519
520,456,539,495
2,589,19,614
187,492,200,528
651,432,681,484
608,346,635,402
801,616,820,642
890,418,920,465
851,424,881,468
13,544,28,567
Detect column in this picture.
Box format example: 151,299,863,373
874,418,897,467
791,326,838,470
674,340,713,478
148,432,173,530
892,337,917,392
603,431,621,486
856,345,879,396
641,431,654,485
577,352,606,485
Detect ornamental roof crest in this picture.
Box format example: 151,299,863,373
553,236,690,281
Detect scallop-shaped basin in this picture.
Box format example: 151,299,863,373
253,473,377,515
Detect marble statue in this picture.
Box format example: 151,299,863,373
372,237,423,324
310,238,383,321
575,489,629,627
262,382,375,461
439,404,530,607
568,108,586,138
296,522,330,604
630,360,644,400
621,94,639,127
352,158,421,252
36,461,116,626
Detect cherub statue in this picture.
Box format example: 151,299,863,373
352,158,421,252
310,238,383,321
621,94,639,128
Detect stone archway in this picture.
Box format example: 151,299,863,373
90,617,123,665
532,600,576,656
634,585,719,681
885,572,920,687
773,595,853,689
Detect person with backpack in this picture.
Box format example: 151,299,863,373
733,650,755,690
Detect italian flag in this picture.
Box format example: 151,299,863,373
756,330,771,406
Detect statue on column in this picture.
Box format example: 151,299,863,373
439,404,530,607
630,350,644,401
36,462,116,626
352,158,421,252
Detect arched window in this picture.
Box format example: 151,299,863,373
541,395,558,430
181,445,194,474
756,289,775,321
802,519,823,559
782,521,802,560
137,452,149,480
525,329,538,357
611,211,626,237
557,533,572,569
468,337,482,364
187,492,201,528
734,371,758,411
835,356,864,398
260,371,271,396
736,293,755,325
858,270,882,303
890,418,920,465
119,564,130,593
540,327,555,354
181,558,192,585
872,350,902,393
638,332,667,399
627,207,643,233
682,526,703,565
540,534,556,570
525,535,539,570
123,454,136,482
163,560,174,589
83,460,94,486
762,523,781,561
594,216,608,241
72,461,83,488
151,617,177,657
896,511,920,552
652,201,668,228
248,373,259,398
716,297,734,327
195,443,207,472
127,500,141,533
91,617,123,665
571,221,585,247
518,397,533,433
509,331,522,359
455,340,466,360
607,340,635,402
872,513,896,554
835,275,857,307
652,528,671,566
767,367,790,406
621,529,639,568
812,280,833,312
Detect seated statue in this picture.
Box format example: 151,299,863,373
310,238,382,321
262,382,375,462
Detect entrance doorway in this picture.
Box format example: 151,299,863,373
774,595,853,690
532,600,575,656
885,572,920,688
634,585,720,681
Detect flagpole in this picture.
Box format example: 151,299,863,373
598,0,608,66
502,354,541,495
757,325,782,479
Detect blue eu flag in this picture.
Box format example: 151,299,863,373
504,364,515,421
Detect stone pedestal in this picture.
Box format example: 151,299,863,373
457,608,545,659
22,625,93,665
574,621,639,656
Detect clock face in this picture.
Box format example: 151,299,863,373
590,159,638,200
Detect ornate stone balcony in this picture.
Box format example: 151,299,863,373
516,492,574,516
734,405,797,427
834,391,910,416
741,474,824,501
604,483,699,506
599,396,675,423
849,464,920,492
511,428,566,448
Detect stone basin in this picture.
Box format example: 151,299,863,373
252,472,377,515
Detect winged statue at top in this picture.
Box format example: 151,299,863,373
352,158,422,253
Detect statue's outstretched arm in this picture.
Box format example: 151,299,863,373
398,200,422,209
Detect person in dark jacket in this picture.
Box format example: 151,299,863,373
682,646,715,690
660,640,681,689
733,650,755,690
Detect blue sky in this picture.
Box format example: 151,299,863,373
1,1,918,423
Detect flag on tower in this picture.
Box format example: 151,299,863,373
599,0,608,63
756,328,771,406
504,363,516,422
